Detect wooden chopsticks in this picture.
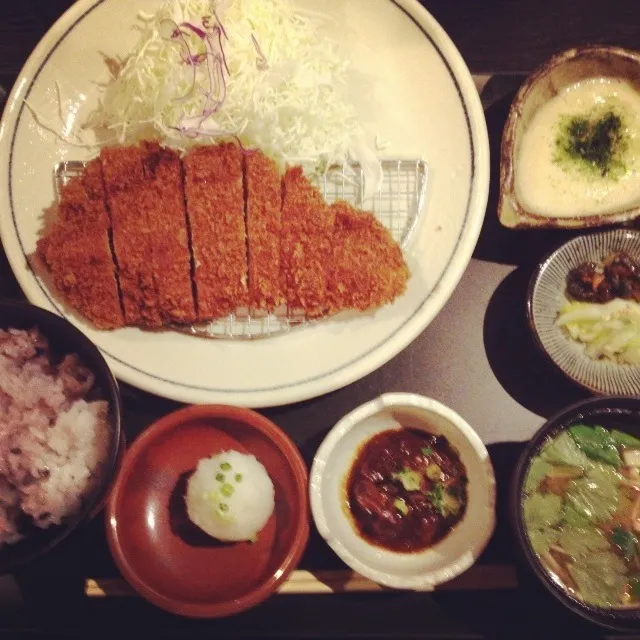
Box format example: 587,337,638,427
85,564,518,598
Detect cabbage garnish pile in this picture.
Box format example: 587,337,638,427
89,0,381,195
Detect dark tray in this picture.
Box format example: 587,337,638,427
1,74,627,640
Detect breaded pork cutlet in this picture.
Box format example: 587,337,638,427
327,201,410,312
244,151,283,312
139,143,196,325
36,159,124,329
280,167,335,317
183,143,248,320
101,145,162,328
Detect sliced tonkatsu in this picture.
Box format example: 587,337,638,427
36,141,412,331
244,151,283,312
183,143,248,320
327,201,410,312
100,143,196,326
36,159,124,329
139,143,196,324
101,145,162,328
280,167,335,317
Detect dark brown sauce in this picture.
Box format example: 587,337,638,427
345,428,468,553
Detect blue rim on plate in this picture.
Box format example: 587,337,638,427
0,0,489,407
527,228,640,396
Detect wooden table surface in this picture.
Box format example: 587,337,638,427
1,1,640,638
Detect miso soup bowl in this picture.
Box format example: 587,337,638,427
511,395,640,631
310,393,496,590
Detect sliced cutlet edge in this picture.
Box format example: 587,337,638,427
244,150,283,312
139,142,196,324
183,143,248,321
280,166,334,317
36,158,125,329
327,201,410,312
101,145,162,328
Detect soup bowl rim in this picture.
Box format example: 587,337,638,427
511,395,640,629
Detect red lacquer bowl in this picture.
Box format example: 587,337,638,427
106,405,309,618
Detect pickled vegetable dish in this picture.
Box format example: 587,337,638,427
557,252,640,364
345,428,468,553
523,424,640,608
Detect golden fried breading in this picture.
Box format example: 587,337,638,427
280,167,334,317
327,201,410,312
245,151,283,312
101,145,162,328
37,142,410,331
36,159,124,329
183,143,248,320
139,142,196,324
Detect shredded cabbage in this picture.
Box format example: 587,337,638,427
88,0,378,183
556,299,640,364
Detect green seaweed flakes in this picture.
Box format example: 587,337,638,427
555,108,628,178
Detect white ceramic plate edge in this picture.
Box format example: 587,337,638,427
0,0,489,407
309,393,496,590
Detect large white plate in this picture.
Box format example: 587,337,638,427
0,0,489,407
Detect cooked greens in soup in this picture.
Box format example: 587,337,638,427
523,424,640,608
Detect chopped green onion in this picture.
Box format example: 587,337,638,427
216,473,225,482
235,473,243,482
426,463,444,481
428,483,462,516
221,484,234,497
428,482,445,514
394,498,409,516
391,468,422,491
421,447,433,456
220,462,231,471
219,503,229,512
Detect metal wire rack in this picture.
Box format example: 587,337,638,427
55,158,428,340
